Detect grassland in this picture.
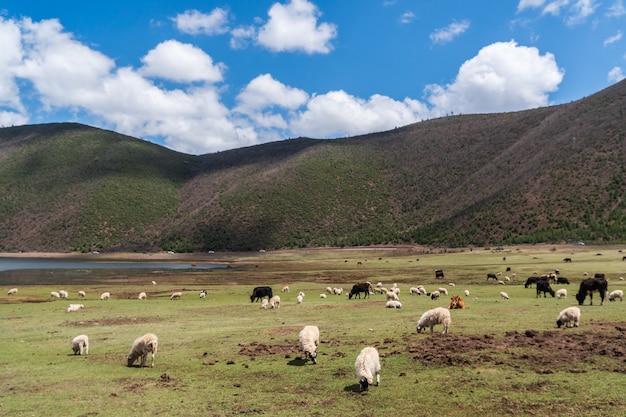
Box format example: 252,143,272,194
1,245,626,417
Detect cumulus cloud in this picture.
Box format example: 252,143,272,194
608,66,625,82
230,25,256,49
606,0,626,17
424,40,564,114
257,0,337,54
139,40,226,83
430,20,470,44
173,8,230,36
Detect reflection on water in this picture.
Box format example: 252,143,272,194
0,258,227,286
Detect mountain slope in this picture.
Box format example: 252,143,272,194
1,80,625,252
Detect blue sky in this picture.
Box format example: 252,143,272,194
1,0,624,154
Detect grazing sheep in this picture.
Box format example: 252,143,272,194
50,291,61,298
556,307,581,328
409,287,421,296
497,280,506,285
556,289,567,299
151,280,157,285
67,304,84,312
296,295,303,304
127,333,158,368
261,299,269,309
298,291,305,298
464,290,470,297
391,287,400,295
416,307,451,334
78,290,86,298
325,287,333,294
100,292,110,300
269,295,281,309
170,292,182,300
138,292,147,300
71,335,89,355
333,287,343,296
385,300,402,308
448,282,456,287
386,291,399,301
282,286,290,293
297,326,320,364
608,290,624,302
429,290,440,300
320,293,327,299
500,292,509,300
437,287,448,295
355,346,381,392
59,290,69,299
7,288,18,295
199,290,207,299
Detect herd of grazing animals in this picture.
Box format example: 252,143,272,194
3,254,624,395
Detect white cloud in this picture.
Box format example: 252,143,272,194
139,40,226,83
608,66,625,82
230,25,256,49
400,12,415,24
517,0,548,12
424,41,564,114
565,0,598,25
173,8,229,36
0,17,25,113
606,0,626,16
430,20,470,44
517,0,599,24
603,31,622,46
257,0,337,54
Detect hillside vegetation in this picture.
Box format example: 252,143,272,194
1,79,626,252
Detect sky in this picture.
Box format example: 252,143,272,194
0,0,625,155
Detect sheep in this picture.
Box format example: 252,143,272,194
429,290,440,300
261,299,269,309
409,287,420,295
7,288,18,295
437,287,448,295
448,282,456,287
151,280,157,285
170,292,182,300
67,304,84,312
325,286,333,294
333,287,343,296
556,289,567,299
138,292,147,300
464,290,470,297
269,295,281,309
379,287,389,295
385,300,402,308
355,346,381,392
386,291,399,301
297,326,319,364
418,287,427,295
391,287,400,295
296,295,303,304
416,307,451,334
50,291,60,298
100,292,110,300
500,292,509,300
71,335,89,355
127,333,158,368
497,280,506,285
608,289,624,302
282,285,290,293
199,290,207,299
320,293,327,299
373,287,384,294
78,290,86,298
59,290,69,299
298,291,305,298
376,282,382,288
556,307,581,328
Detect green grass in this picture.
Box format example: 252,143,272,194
1,245,626,416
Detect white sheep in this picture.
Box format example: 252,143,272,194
355,346,381,392
78,290,86,298
100,292,110,300
391,287,400,295
298,291,305,298
333,287,343,296
500,292,509,300
59,290,69,299
261,299,269,309
416,307,451,334
608,290,623,302
151,280,157,285
437,287,448,295
448,282,456,287
50,291,60,298
464,290,470,297
429,290,440,300
71,335,89,355
170,292,182,300
418,287,427,295
138,292,147,300
67,304,84,312
385,300,402,308
325,286,333,294
127,333,158,368
199,290,207,299
269,295,281,309
497,280,506,285
281,285,290,293
409,287,420,295
320,293,327,299
296,295,303,304
556,307,581,328
386,291,399,301
556,289,567,299
7,288,18,295
298,325,319,364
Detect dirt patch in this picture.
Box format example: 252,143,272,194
237,341,297,358
63,316,158,327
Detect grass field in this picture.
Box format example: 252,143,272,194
1,245,626,417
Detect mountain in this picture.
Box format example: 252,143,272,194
1,80,626,252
